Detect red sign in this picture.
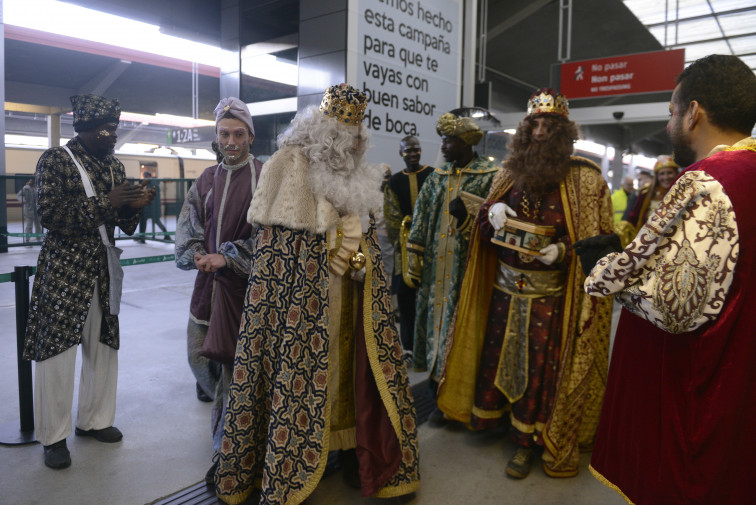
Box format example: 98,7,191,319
560,49,685,99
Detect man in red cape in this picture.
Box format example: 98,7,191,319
576,54,756,505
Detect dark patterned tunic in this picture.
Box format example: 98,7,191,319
23,137,140,361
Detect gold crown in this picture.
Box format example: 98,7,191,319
527,89,569,118
319,83,367,126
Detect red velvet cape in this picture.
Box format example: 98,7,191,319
590,148,756,505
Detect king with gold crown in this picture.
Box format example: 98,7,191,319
214,84,420,505
436,87,614,480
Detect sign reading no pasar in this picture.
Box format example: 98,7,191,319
560,49,685,99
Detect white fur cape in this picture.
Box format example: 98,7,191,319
247,145,383,233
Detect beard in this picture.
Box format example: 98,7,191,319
505,116,577,198
506,139,572,197
670,129,696,168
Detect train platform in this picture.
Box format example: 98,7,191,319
0,236,625,505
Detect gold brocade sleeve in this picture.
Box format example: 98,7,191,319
404,241,424,288
456,190,485,239
614,219,637,248
399,216,414,288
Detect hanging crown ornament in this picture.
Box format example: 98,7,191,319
526,88,570,118
319,83,368,125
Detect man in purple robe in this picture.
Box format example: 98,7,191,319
175,97,262,484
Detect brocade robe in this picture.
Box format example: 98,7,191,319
438,157,614,477
586,138,756,505
215,145,420,505
406,155,497,379
24,137,140,361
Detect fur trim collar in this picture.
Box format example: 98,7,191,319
247,145,382,233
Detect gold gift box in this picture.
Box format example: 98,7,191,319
491,217,555,256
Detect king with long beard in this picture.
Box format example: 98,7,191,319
214,84,419,505
437,88,614,480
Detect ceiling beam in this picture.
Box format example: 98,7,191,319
487,0,553,43
644,6,756,28
4,102,68,115
668,31,756,48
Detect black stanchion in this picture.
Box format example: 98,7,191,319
0,265,37,445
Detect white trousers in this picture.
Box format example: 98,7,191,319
34,282,118,446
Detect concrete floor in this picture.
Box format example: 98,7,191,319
0,233,626,505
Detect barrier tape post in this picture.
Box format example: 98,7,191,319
0,266,37,445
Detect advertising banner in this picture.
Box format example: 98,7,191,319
348,0,463,167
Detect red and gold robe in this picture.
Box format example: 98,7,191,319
438,157,613,476
585,138,756,505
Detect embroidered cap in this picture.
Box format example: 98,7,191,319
214,97,255,136
435,112,484,146
70,94,121,132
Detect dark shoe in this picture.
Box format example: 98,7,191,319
427,407,448,428
196,382,213,402
339,449,361,489
205,453,219,487
75,426,123,443
506,447,535,479
44,439,71,469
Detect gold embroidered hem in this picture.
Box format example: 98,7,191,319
510,413,545,435
542,461,578,478
472,404,509,419
588,465,635,504
373,480,421,498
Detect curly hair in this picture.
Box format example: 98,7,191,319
505,114,579,197
277,105,383,215
675,54,756,136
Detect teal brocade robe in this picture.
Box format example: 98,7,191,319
407,155,497,380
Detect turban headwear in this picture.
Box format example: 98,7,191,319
214,97,255,136
435,112,484,146
71,94,121,133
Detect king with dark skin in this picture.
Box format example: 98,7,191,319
441,135,475,168
77,120,155,211
443,135,476,221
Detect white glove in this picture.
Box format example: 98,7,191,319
536,244,559,265
488,203,517,231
